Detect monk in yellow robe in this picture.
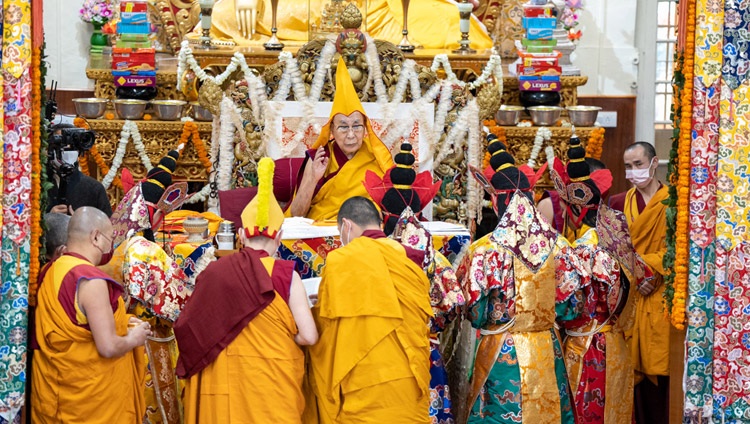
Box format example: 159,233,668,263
284,57,393,221
608,141,670,424
209,0,493,50
307,196,433,423
31,207,149,423
176,158,318,424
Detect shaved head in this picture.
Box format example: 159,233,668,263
338,196,381,228
625,142,656,161
68,207,112,243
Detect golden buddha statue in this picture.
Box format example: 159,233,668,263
202,0,493,50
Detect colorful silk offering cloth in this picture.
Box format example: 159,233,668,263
97,236,202,424
278,219,471,279
556,221,638,424
0,0,32,420
457,193,574,424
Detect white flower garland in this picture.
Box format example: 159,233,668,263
217,97,239,191
203,114,223,209
430,54,462,85
101,120,151,189
528,126,552,168
364,35,389,103
467,54,504,97
465,103,482,222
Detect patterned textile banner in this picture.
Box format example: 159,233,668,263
682,1,750,422
0,0,32,422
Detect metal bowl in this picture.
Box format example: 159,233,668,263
528,106,563,126
151,100,186,121
114,99,148,120
191,102,213,121
494,105,525,126
72,98,108,119
566,105,602,127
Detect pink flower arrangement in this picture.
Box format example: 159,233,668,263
562,0,582,42
79,0,114,26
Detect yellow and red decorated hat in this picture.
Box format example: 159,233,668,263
241,157,284,239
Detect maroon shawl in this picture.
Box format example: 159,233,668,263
174,248,276,378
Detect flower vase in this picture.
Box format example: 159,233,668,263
90,21,108,53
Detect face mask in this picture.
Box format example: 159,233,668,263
96,233,115,266
61,150,79,165
625,159,655,187
339,221,351,246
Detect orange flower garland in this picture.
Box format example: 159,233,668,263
177,121,212,173
74,117,122,189
585,127,606,160
671,0,696,330
29,46,43,305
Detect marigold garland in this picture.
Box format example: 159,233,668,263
482,119,507,169
29,46,43,305
74,117,122,189
585,127,606,160
665,0,695,330
177,121,212,172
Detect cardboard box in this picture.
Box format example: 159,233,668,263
526,28,554,40
518,64,562,76
518,77,561,91
114,74,156,87
117,23,151,34
523,5,553,18
120,12,148,24
120,33,150,42
522,17,557,29
522,38,558,48
121,1,148,12
115,41,153,49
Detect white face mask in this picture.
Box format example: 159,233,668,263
61,150,79,165
625,158,655,187
339,221,351,246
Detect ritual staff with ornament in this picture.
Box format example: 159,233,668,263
549,134,647,423
364,142,465,423
607,141,671,424
32,207,150,423
456,135,575,423
175,157,318,424
307,196,433,423
282,57,393,222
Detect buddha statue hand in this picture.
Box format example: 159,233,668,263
235,0,260,39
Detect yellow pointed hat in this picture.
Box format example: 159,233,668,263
313,57,392,172
241,158,284,239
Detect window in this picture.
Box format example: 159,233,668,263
654,0,678,129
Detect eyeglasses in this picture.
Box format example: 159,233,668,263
335,124,365,135
98,231,114,245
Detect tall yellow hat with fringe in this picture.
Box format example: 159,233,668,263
312,57,392,172
241,158,284,239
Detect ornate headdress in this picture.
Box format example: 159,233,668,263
363,142,441,234
241,157,284,240
549,131,613,227
312,57,392,173
471,133,540,217
111,148,190,247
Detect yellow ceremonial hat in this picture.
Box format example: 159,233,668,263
313,57,392,172
241,157,284,239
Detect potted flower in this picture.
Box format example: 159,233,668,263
79,0,114,49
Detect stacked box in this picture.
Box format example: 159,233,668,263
517,1,561,92
113,1,155,88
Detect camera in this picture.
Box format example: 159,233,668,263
48,127,96,179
